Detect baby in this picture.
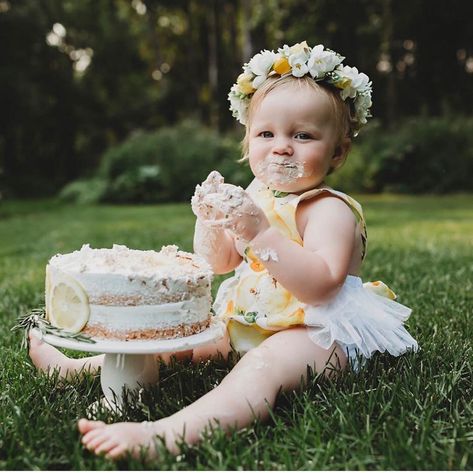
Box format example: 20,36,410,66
29,41,418,459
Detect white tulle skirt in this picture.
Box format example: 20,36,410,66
304,275,419,370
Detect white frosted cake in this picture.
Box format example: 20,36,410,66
45,244,213,340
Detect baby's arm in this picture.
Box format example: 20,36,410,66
193,177,355,303
193,220,241,274
192,171,242,274
250,196,357,304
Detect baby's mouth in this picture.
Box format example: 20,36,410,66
268,161,298,170
266,157,298,170
256,158,307,185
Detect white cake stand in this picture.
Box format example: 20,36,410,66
32,319,225,412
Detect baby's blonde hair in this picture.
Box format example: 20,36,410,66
241,75,355,162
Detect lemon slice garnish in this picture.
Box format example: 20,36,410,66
45,266,51,321
49,274,90,333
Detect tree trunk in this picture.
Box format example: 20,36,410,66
382,0,396,127
240,0,252,61
208,0,219,129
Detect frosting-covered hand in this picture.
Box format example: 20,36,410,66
191,171,225,222
207,183,269,241
191,171,269,242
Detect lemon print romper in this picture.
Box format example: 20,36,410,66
213,179,418,369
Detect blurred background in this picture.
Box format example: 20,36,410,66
1,0,472,203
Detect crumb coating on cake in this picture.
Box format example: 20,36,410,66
83,318,211,340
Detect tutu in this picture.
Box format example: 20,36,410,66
305,275,418,365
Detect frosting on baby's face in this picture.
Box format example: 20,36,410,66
255,156,309,188
247,85,342,193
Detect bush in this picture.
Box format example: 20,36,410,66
59,121,250,204
60,116,473,203
59,178,108,204
328,116,473,194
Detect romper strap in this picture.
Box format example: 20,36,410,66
296,187,368,260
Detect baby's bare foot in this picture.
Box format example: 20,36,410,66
28,330,78,379
78,418,176,460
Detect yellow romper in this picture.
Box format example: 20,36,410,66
213,178,418,362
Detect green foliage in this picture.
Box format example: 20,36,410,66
2,0,473,198
61,116,473,204
60,121,249,204
328,116,473,194
59,178,108,204
1,196,472,469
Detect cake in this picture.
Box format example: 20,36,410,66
45,244,213,340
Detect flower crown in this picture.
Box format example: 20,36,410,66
228,41,373,135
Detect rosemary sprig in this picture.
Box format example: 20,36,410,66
11,307,96,349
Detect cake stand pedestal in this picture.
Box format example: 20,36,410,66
32,319,225,413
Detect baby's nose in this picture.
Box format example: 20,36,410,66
272,138,293,155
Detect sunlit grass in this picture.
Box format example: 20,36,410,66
1,195,472,469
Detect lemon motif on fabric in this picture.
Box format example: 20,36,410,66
227,319,274,354
252,186,302,245
244,247,265,272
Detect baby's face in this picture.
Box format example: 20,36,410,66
248,85,340,193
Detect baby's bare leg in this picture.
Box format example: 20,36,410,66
192,329,232,361
28,331,104,379
29,330,232,380
79,328,347,459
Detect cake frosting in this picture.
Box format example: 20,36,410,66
45,244,213,340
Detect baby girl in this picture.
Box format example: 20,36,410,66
29,41,418,459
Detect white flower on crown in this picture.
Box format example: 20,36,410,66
228,84,250,123
354,92,373,125
278,41,310,77
308,45,344,78
278,44,292,57
335,65,371,100
288,52,310,77
278,41,310,58
248,50,277,88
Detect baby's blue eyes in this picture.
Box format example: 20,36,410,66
258,131,312,139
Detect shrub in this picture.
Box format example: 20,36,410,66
59,178,108,204
328,116,473,194
60,116,473,203
59,121,249,204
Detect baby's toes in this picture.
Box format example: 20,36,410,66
95,438,121,456
83,431,110,451
28,329,42,348
78,418,105,434
81,427,109,447
106,444,127,460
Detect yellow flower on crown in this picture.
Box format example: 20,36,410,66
290,41,309,54
334,77,352,90
237,73,256,95
273,57,291,75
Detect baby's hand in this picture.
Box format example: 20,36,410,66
191,171,269,241
191,171,225,222
204,183,269,242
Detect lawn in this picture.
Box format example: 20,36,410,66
1,195,472,470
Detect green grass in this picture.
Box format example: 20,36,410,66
1,195,472,469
